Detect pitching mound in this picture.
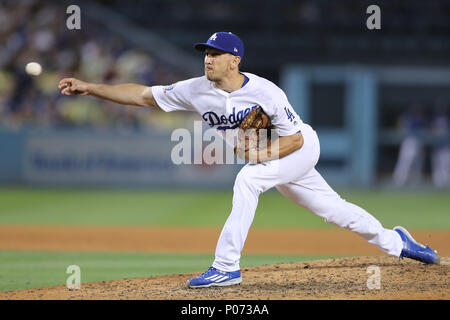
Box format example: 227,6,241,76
1,256,448,300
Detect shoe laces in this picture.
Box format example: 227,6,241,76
201,266,218,278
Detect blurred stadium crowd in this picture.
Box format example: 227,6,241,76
1,0,450,131
0,0,450,185
109,0,450,70
0,0,448,187
0,0,191,131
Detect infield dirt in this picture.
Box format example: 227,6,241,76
0,226,449,299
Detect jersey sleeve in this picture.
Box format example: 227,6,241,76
264,88,303,136
152,78,196,112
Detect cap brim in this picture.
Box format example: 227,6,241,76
194,43,229,54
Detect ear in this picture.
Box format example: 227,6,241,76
230,55,241,70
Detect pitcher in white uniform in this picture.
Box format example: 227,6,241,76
58,32,440,288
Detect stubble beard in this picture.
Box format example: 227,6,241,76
205,67,229,84
205,69,220,82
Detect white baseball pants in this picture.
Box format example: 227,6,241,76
212,123,403,272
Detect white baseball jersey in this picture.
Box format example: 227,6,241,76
152,72,303,147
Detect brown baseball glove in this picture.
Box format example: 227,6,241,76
239,107,272,132
235,107,273,158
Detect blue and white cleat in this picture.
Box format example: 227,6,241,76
187,266,242,288
394,226,440,264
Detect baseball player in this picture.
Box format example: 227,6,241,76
392,105,426,187
58,32,440,288
430,102,450,188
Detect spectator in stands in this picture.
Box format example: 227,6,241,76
0,0,188,130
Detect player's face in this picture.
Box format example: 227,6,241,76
204,48,237,81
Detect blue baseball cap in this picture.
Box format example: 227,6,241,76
194,32,244,60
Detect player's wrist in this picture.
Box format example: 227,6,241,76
85,82,96,95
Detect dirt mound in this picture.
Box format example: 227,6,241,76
1,256,448,300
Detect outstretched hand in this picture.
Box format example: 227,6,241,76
58,78,90,96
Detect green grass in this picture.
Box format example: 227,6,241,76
0,251,336,292
0,188,449,229
0,188,448,292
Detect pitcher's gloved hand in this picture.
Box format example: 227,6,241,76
239,106,272,132
235,107,273,160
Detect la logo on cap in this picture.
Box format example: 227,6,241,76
210,33,217,41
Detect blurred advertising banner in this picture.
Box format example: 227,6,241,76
2,128,240,188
